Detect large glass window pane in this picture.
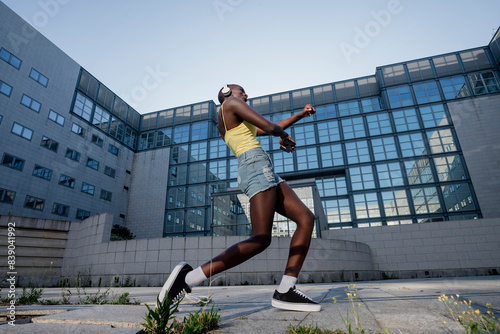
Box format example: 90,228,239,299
294,124,316,146
413,82,441,104
164,210,185,233
169,165,187,186
316,176,347,197
272,93,290,112
411,186,441,214
433,155,465,182
407,60,434,82
376,162,404,188
210,139,227,159
173,125,190,144
469,72,500,94
273,151,294,173
73,92,93,121
338,101,360,116
387,86,413,108
335,80,357,101
433,54,461,76
187,184,206,207
366,113,392,136
296,147,318,170
317,120,340,143
404,159,434,184
361,97,383,113
459,49,491,72
350,166,375,190
320,144,344,167
345,140,370,164
313,85,334,105
190,142,207,162
191,122,208,141
156,128,172,147
323,198,351,224
315,104,336,120
382,65,407,86
92,106,110,132
392,108,419,132
172,145,189,164
209,160,227,181
420,104,448,128
398,133,426,157
439,76,470,99
354,192,380,219
167,187,186,209
381,190,410,216
441,183,476,212
342,117,365,139
426,128,456,154
371,136,398,161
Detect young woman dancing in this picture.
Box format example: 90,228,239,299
158,84,320,312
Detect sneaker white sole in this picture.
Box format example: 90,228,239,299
157,261,188,308
272,298,321,312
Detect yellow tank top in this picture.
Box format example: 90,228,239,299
221,104,262,158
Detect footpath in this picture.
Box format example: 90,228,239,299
1,276,499,333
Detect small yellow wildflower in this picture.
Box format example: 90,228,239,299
475,310,480,315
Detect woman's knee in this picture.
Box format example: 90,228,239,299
248,234,272,253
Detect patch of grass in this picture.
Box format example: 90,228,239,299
0,286,44,305
286,323,345,334
181,304,220,333
143,295,181,334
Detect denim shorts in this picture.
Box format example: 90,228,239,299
237,147,284,200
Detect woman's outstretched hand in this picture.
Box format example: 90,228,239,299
280,135,296,153
301,104,316,117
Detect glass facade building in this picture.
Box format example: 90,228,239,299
1,0,499,239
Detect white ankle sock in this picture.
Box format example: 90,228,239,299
185,266,207,288
277,275,297,293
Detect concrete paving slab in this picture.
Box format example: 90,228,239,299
0,276,498,333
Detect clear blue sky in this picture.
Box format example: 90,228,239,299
2,0,499,114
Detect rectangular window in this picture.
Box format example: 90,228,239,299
0,48,21,69
411,186,441,214
398,133,426,157
432,54,461,76
426,129,456,154
317,120,340,143
108,144,119,156
76,208,91,220
73,92,93,121
296,147,318,170
33,165,52,180
294,124,316,146
48,110,65,126
189,162,207,183
353,192,380,219
320,144,344,167
342,117,365,140
25,195,45,211
1,153,25,171
86,158,99,170
0,187,16,204
0,80,13,97
41,136,59,152
381,190,410,216
387,86,413,108
171,145,188,164
407,59,434,82
173,124,190,144
371,136,398,161
316,176,347,197
209,139,227,159
366,113,392,136
191,122,208,141
361,97,383,113
404,159,434,184
413,81,441,104
100,189,112,201
52,203,70,216
323,198,351,224
273,151,294,174
155,128,172,147
315,104,336,120
345,140,370,164
11,122,33,140
442,183,476,212
170,165,187,185
392,108,419,132
338,101,360,117
139,131,155,150
420,104,448,128
376,162,404,188
190,142,207,162
109,117,124,141
81,182,95,195
21,94,41,112
433,155,465,182
439,76,470,99
104,166,116,178
65,148,81,162
349,166,375,190
469,72,500,94
92,105,110,131
91,134,103,147
29,68,49,87
58,175,76,188
382,64,407,86
71,123,85,137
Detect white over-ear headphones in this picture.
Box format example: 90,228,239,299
221,84,232,97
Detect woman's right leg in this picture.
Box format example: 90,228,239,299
200,186,277,278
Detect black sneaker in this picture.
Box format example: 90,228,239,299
157,262,193,307
272,286,321,312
